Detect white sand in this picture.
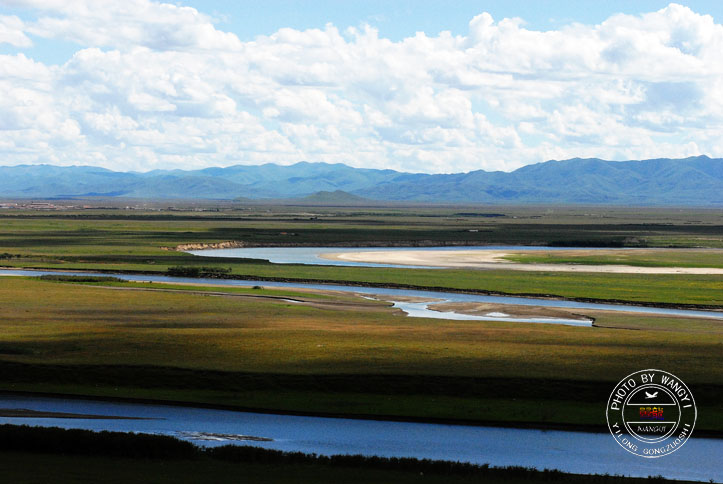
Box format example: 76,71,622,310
321,249,723,274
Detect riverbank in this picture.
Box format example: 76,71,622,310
0,408,148,419
1,208,721,306
4,389,722,439
2,424,702,484
1,276,721,445
3,267,722,311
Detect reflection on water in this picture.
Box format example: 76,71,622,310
0,395,720,482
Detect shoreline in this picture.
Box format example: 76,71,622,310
1,425,706,484
3,389,721,439
321,249,723,275
0,408,151,420
3,266,722,312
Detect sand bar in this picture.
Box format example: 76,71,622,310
426,302,591,321
321,249,723,274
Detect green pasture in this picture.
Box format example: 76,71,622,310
0,211,721,306
5,259,722,306
1,277,721,433
503,250,723,268
0,214,723,305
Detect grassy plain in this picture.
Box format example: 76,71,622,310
1,277,722,434
0,203,721,473
0,207,722,306
503,249,723,268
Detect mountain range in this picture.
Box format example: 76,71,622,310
0,156,721,206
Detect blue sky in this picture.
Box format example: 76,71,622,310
0,1,722,173
188,1,723,39
8,1,723,63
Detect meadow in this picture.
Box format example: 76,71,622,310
0,204,721,482
0,207,722,306
503,249,723,268
1,277,721,434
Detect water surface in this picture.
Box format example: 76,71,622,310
0,395,720,482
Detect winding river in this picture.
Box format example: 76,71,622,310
1,251,722,481
0,395,721,482
3,268,723,324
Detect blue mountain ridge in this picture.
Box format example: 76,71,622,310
0,156,720,206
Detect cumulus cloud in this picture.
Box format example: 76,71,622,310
0,14,32,46
0,1,721,172
10,0,241,50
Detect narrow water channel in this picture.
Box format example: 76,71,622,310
2,269,722,324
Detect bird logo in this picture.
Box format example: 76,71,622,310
644,391,658,399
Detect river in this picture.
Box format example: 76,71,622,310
2,269,722,324
1,255,722,480
0,395,720,482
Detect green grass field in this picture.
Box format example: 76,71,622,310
0,209,721,306
503,249,723,268
0,205,721,481
2,277,722,433
6,260,723,306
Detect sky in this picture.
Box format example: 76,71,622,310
1,1,723,174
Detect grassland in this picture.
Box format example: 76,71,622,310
2,277,722,434
0,204,721,481
0,207,722,306
503,249,723,268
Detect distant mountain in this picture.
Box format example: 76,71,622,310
153,162,399,198
0,156,721,206
354,156,723,205
0,165,244,199
293,190,372,205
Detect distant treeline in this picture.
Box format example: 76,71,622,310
549,238,648,248
454,213,505,217
166,266,232,278
0,425,670,482
0,252,23,260
38,275,126,283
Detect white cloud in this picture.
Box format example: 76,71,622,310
0,1,722,173
0,14,31,46
15,0,242,51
